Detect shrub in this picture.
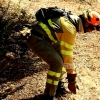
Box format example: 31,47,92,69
0,0,34,58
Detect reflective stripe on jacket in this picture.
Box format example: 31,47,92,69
38,20,58,43
37,16,83,64
57,17,76,64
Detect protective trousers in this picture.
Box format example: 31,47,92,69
26,34,66,96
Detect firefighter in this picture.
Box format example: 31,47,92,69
20,9,100,100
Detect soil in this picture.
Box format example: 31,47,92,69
0,0,100,100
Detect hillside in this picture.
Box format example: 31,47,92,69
0,0,100,100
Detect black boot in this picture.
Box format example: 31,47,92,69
33,94,54,100
55,81,68,98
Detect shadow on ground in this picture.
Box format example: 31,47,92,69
0,54,48,84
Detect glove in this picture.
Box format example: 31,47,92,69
67,73,79,94
68,81,79,94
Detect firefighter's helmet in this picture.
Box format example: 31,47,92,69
82,9,100,26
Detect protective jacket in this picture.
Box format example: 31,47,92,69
31,15,84,72
24,15,84,96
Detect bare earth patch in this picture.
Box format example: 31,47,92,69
1,0,100,100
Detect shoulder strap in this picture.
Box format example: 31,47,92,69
63,11,77,27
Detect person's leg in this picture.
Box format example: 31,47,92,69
51,42,69,98
26,34,64,97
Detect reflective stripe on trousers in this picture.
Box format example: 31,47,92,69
26,34,66,96
45,66,66,96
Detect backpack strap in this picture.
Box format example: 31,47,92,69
63,11,77,27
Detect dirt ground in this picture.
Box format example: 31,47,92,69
1,0,100,100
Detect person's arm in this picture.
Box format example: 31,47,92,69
77,17,84,33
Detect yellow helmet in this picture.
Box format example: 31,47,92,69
82,9,100,26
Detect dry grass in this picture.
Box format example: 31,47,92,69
0,0,100,100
